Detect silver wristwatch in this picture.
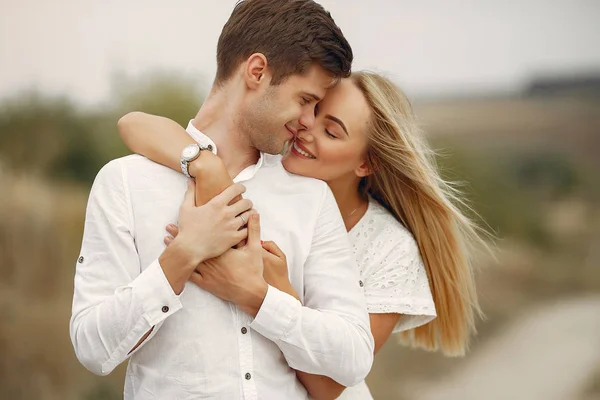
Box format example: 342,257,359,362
180,143,205,178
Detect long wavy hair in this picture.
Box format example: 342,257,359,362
352,71,487,356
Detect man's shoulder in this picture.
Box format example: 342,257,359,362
99,154,176,175
262,155,329,193
94,154,181,189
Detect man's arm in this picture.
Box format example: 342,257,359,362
70,160,250,376
70,160,184,375
248,186,375,387
294,313,401,399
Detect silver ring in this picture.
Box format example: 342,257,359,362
239,214,247,225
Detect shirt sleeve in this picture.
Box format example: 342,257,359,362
250,186,374,387
69,159,183,376
363,235,437,333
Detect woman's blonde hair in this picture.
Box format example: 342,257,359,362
352,71,487,356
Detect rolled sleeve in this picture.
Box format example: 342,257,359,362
70,160,180,376
132,259,183,326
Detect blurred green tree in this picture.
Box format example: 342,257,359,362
0,71,205,184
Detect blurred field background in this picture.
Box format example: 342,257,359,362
1,1,599,399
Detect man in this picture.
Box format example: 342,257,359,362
70,1,374,398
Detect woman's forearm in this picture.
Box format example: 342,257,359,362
117,112,238,206
294,312,402,399
118,112,195,173
296,372,345,400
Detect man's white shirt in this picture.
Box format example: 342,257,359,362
70,121,374,399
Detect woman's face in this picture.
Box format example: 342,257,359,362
281,78,372,183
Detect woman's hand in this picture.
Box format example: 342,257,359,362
261,241,300,302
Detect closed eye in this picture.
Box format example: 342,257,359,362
325,129,337,139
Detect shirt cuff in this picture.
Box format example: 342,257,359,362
129,259,184,326
249,285,300,341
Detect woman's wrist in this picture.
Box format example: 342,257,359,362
188,158,203,179
277,279,300,302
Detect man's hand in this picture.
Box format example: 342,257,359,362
189,213,268,316
163,224,297,302
158,180,253,294
177,180,253,260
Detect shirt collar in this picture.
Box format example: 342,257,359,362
185,120,265,182
186,120,218,155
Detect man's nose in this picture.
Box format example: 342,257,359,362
298,108,316,131
296,129,314,143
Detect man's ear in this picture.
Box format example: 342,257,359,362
243,53,269,89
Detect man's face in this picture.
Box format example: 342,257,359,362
240,65,334,155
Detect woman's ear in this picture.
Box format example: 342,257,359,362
355,159,374,178
243,53,269,89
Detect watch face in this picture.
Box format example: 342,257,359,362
182,144,199,161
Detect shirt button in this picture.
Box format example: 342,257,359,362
161,306,169,313
359,280,364,287
78,256,84,263
241,327,248,334
245,373,251,380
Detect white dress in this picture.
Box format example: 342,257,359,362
336,197,437,400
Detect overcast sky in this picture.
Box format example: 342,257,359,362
1,0,599,104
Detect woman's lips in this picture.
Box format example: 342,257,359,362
292,140,316,159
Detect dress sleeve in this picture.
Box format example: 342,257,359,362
362,231,437,333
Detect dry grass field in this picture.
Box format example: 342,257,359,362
1,93,598,399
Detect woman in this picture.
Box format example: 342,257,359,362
118,71,485,399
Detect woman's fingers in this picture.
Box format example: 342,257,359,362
261,240,285,260
166,224,179,237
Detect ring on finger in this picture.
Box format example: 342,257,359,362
238,214,247,225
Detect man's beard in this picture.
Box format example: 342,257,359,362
240,96,284,155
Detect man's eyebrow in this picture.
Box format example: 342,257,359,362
302,92,322,102
324,115,348,136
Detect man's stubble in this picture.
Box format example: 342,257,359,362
239,86,286,156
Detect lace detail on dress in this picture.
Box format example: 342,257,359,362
349,198,436,332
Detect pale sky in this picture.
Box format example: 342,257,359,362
1,0,599,104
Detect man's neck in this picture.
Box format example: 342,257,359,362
192,87,260,178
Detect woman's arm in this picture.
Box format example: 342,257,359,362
118,112,195,173
296,313,401,400
117,112,237,206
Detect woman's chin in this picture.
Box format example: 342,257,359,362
281,155,313,178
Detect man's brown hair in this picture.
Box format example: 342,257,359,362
215,0,353,86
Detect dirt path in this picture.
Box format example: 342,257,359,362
403,296,600,400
